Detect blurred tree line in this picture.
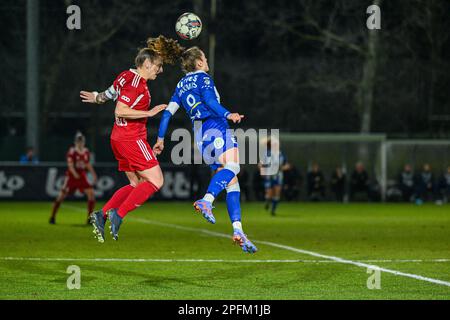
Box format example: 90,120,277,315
0,0,449,160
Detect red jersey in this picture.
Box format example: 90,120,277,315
66,146,90,178
111,69,151,141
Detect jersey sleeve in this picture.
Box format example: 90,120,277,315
199,75,230,118
105,85,118,100
114,73,139,107
167,90,181,115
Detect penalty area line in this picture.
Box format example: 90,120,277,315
61,205,450,287
129,217,450,288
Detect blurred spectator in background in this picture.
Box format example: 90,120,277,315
350,162,370,201
283,163,301,201
330,166,346,202
238,168,250,202
307,162,325,201
19,147,39,164
414,163,436,205
437,166,450,203
398,164,415,202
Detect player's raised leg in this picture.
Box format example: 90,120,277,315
226,178,258,254
108,165,163,240
194,147,240,224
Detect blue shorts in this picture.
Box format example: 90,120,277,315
264,173,284,188
194,118,238,171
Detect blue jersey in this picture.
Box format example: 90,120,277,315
157,70,237,170
169,71,230,123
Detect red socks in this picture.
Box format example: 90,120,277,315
117,181,159,218
102,184,135,217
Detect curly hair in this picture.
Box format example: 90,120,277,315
146,35,185,65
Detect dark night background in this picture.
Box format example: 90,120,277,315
0,0,449,161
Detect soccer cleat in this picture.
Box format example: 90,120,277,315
108,209,123,241
90,210,106,243
49,217,56,225
232,230,258,254
193,199,216,224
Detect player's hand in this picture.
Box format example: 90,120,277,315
227,113,244,123
73,173,80,179
153,138,164,155
148,104,167,117
92,175,98,185
80,91,97,104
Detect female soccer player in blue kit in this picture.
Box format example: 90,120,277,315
153,47,257,254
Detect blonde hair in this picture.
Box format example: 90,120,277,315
181,46,203,74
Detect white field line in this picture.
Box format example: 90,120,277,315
130,217,450,288
63,204,450,287
1,257,450,264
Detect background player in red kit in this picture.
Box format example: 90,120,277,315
80,36,183,242
49,132,97,225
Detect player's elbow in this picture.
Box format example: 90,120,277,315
115,104,128,118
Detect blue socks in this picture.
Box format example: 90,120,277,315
206,163,240,198
226,189,242,223
271,198,279,215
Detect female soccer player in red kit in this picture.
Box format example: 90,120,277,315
49,131,97,225
80,36,183,242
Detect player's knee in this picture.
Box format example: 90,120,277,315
143,174,163,190
224,162,240,176
129,180,139,188
154,175,164,190
58,191,67,201
226,182,240,193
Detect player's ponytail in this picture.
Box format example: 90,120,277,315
146,35,184,65
180,46,203,74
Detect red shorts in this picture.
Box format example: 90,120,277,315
111,138,159,172
63,173,92,194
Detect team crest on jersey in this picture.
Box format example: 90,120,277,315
213,137,225,149
204,78,210,85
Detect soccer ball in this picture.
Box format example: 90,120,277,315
175,12,202,40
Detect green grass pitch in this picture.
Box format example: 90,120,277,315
0,201,449,300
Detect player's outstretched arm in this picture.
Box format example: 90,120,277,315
80,85,117,104
153,111,172,156
154,100,179,155
115,101,166,119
